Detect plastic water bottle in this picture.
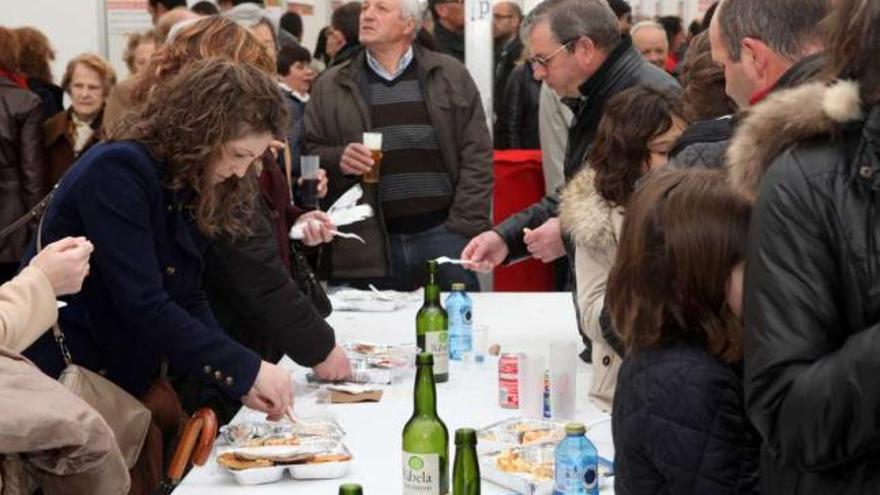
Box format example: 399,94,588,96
553,423,599,495
445,283,473,361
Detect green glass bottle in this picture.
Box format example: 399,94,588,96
402,352,450,495
452,428,480,495
338,483,363,495
416,260,449,382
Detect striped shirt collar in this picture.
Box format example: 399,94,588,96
365,46,414,81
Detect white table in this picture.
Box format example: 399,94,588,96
175,293,613,494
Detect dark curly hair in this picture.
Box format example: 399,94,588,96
607,168,751,363
107,59,288,239
589,86,685,208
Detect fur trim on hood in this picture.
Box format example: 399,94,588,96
727,80,863,200
559,167,618,249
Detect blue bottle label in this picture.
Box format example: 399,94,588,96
554,462,597,494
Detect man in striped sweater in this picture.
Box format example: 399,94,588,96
303,0,493,291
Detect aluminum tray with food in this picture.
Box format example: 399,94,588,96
216,438,353,485
477,418,567,452
219,419,345,447
479,443,614,495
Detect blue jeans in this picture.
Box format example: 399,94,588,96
339,224,480,292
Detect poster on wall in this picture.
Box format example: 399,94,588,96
105,0,152,79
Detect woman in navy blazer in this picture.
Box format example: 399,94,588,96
23,59,296,420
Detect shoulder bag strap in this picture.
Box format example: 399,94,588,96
34,195,74,368
0,187,56,241
283,142,294,203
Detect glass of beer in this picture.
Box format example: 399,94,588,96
362,132,383,184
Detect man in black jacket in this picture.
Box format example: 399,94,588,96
461,0,677,354
726,0,880,491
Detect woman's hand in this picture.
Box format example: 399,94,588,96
241,361,293,421
295,211,335,246
30,237,94,296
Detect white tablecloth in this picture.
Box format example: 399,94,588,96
175,292,614,494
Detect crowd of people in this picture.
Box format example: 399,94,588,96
0,0,878,493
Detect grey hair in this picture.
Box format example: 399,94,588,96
630,20,667,45
521,0,620,51
399,0,425,35
717,0,828,63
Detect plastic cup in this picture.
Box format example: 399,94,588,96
519,353,547,419
549,341,577,420
299,155,321,209
463,324,488,366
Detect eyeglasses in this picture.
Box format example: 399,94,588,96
527,39,576,68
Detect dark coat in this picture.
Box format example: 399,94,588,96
0,77,49,263
303,45,493,279
494,38,679,261
612,345,760,495
202,163,336,366
729,80,880,493
432,22,464,63
44,107,103,185
495,62,541,150
669,116,734,169
25,78,63,123
493,35,524,117
23,141,261,399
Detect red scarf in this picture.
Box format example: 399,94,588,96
749,86,773,106
0,68,28,89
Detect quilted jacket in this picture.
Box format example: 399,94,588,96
612,344,760,495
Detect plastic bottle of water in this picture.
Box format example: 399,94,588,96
445,283,473,361
553,423,599,495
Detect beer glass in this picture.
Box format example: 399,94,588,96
362,132,383,184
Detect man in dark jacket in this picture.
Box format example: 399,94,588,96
727,0,880,488
428,0,465,62
462,0,677,353
729,78,880,495
492,1,523,130
328,1,363,68
303,0,492,291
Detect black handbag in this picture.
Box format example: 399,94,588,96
289,241,332,318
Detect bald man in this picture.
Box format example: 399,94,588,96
631,21,669,69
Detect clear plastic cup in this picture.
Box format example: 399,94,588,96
549,341,577,420
463,324,488,366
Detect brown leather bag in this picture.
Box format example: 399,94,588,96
37,215,151,469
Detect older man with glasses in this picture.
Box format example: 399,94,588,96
462,0,678,361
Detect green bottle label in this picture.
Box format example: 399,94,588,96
425,331,448,375
403,452,441,494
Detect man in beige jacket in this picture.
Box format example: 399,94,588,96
0,237,130,495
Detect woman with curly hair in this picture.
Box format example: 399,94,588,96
558,86,686,412
23,59,295,493
119,16,348,423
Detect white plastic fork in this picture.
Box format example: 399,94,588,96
331,230,366,244
433,256,467,265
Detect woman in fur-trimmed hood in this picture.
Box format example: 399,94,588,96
559,86,685,412
730,0,880,491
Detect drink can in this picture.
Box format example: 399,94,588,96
498,353,522,408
